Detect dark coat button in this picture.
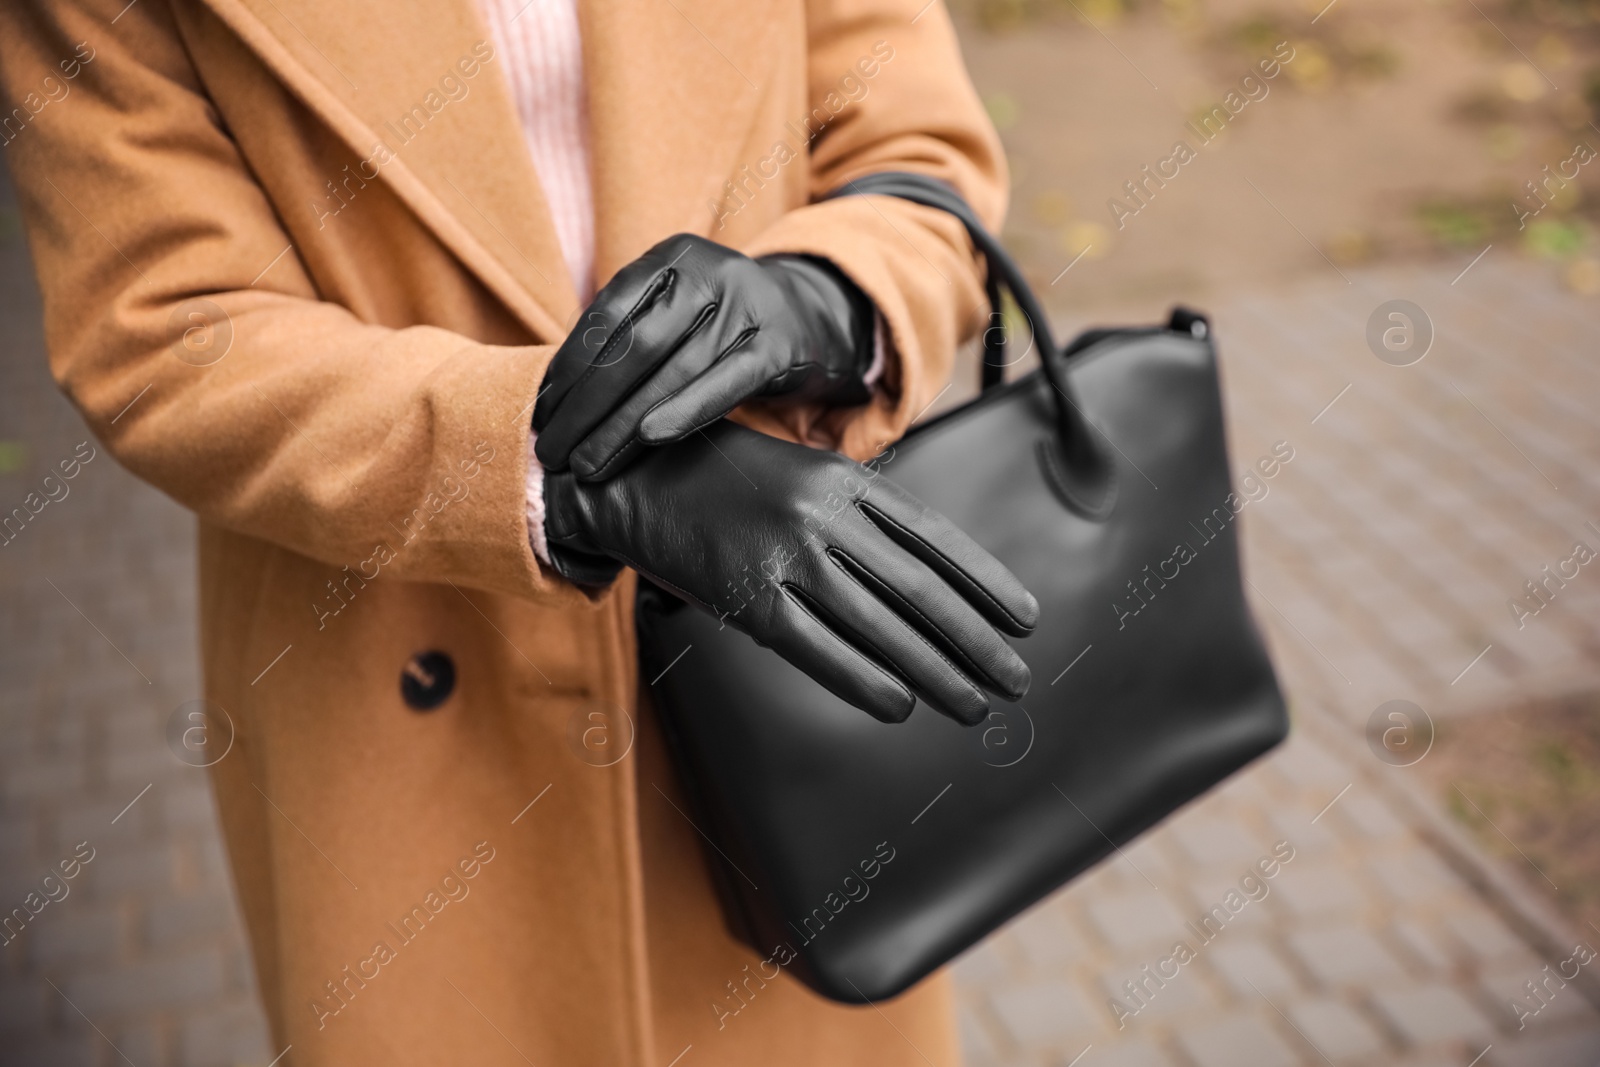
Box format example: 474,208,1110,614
401,651,455,711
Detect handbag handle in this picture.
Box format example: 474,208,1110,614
823,171,1112,507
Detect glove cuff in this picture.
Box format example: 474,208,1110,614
543,471,627,588
547,543,627,588
758,254,876,407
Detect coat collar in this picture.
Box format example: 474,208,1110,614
196,0,775,343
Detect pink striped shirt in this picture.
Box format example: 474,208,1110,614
478,0,595,303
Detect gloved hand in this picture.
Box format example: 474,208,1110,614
543,421,1038,726
534,233,876,481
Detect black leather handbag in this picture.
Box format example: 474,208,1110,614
636,172,1288,1003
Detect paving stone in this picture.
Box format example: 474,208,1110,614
0,978,49,1032
1479,965,1600,1029
1086,891,1192,952
1099,955,1214,1027
2,758,85,803
104,708,164,751
1287,927,1408,986
1081,1037,1179,1067
1391,920,1454,972
1010,907,1094,970
189,833,232,884
1271,863,1364,918
1267,808,1340,854
1119,835,1175,882
82,839,176,898
0,821,35,861
0,865,51,911
53,799,151,850
1337,796,1414,844
1486,1023,1600,1067
26,903,122,965
161,782,219,831
105,743,180,786
146,891,236,949
988,979,1100,1047
1287,998,1386,1061
63,949,226,1018
1170,816,1269,869
1395,1053,1470,1067
227,945,260,995
1263,738,1351,792
957,1002,1001,1064
1293,784,1358,835
1444,909,1537,965
1207,941,1299,998
1182,876,1280,934
114,1018,166,1066
1371,850,1467,903
1369,983,1496,1046
1213,768,1276,808
951,939,1011,987
0,1033,100,1067
1175,1014,1301,1067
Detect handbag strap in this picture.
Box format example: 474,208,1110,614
824,171,1062,391
823,171,1110,503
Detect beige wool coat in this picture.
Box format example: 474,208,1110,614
0,0,1006,1062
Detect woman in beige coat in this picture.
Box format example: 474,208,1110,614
0,0,1005,1061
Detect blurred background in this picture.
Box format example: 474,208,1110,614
2,0,1598,1064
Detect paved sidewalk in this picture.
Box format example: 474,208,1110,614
2,138,1597,1067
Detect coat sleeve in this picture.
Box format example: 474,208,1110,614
735,0,1007,463
0,0,568,605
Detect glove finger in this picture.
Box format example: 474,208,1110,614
636,335,788,445
533,253,674,432
568,309,766,480
852,478,1040,638
803,554,992,725
754,586,916,724
827,520,1030,705
535,276,715,471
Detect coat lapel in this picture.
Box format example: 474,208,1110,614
195,0,777,340
198,0,575,340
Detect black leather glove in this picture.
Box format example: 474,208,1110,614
543,421,1037,725
534,234,875,481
